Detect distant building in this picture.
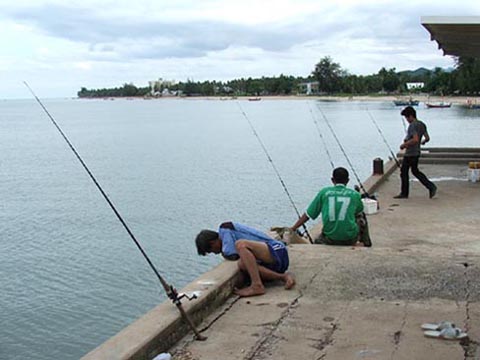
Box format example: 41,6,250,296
149,78,177,96
298,81,319,95
162,88,180,97
406,82,424,90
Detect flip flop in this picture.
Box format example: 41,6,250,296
421,321,455,331
424,327,468,340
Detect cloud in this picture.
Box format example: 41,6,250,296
4,3,321,61
2,0,478,98
73,61,93,70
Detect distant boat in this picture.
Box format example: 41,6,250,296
465,100,480,109
248,97,261,101
393,99,419,106
466,104,480,109
426,102,452,108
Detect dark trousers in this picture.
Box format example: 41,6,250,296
400,155,434,197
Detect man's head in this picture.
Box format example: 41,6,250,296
195,229,222,255
332,167,349,185
401,106,416,122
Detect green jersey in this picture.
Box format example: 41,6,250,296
306,184,363,242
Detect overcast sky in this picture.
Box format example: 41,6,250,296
1,0,478,99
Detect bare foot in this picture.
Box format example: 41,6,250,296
284,272,295,290
234,284,265,297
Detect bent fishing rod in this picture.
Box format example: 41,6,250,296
307,102,335,170
24,81,206,341
314,103,370,197
237,102,313,244
364,108,401,168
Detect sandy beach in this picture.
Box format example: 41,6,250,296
239,95,480,105
134,94,480,105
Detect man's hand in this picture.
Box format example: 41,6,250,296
400,142,407,150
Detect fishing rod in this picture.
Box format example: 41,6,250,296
401,115,407,134
24,81,206,341
314,102,370,197
307,102,335,170
237,102,313,244
364,108,401,168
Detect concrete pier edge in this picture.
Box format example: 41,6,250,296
82,261,240,360
81,157,399,360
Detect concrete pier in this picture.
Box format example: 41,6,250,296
83,151,480,360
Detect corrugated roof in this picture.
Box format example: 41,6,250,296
421,16,480,58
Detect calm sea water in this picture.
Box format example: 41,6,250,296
1,98,479,359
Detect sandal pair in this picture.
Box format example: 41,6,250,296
421,321,467,340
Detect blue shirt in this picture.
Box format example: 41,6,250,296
218,222,283,257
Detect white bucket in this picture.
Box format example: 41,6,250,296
467,168,480,182
362,198,378,215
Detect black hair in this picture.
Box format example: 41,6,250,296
195,229,219,256
401,106,416,118
332,167,349,184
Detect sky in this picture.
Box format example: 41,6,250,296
1,0,479,99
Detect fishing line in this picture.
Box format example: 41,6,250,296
307,102,335,170
364,108,401,168
237,102,313,244
314,102,370,196
24,81,206,341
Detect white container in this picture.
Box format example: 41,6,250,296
153,353,171,360
362,198,378,215
467,168,480,182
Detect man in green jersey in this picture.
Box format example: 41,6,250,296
291,167,371,246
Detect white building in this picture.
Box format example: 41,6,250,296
406,82,424,90
298,81,319,95
149,78,177,96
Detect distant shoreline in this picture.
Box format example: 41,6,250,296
79,94,480,105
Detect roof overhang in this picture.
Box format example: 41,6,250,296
421,16,480,58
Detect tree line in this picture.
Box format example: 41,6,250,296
77,56,480,98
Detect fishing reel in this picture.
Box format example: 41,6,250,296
354,185,377,201
167,285,198,305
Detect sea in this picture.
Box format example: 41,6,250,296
1,97,479,359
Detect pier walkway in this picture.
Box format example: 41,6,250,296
84,157,480,360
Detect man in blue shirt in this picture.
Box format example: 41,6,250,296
195,222,295,297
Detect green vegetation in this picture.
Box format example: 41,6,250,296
77,56,480,98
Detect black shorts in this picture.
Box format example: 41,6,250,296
263,242,289,273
